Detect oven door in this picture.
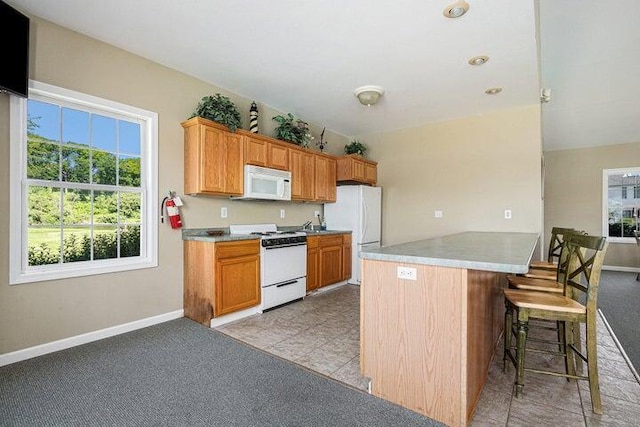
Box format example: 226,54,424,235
261,243,307,287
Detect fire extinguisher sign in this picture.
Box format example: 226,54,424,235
161,191,183,229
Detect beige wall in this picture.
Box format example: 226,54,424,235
544,142,640,268
0,17,348,354
359,105,543,246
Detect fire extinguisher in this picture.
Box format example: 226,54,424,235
161,191,183,229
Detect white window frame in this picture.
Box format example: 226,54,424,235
602,167,640,244
9,81,158,284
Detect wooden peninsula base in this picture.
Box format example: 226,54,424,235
359,232,538,427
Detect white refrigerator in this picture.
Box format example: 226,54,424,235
324,185,381,284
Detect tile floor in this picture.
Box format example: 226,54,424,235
216,284,640,426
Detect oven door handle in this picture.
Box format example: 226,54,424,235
264,243,307,249
275,280,299,288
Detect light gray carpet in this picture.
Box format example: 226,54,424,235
597,270,640,373
0,318,443,427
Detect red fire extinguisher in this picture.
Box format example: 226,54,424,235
161,192,183,229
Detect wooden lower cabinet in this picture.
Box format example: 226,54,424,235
306,236,320,291
306,233,351,291
184,239,260,325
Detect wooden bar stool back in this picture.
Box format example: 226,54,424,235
503,234,609,414
528,227,576,271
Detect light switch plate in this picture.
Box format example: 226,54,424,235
434,210,443,218
280,209,286,219
504,209,512,219
220,207,228,218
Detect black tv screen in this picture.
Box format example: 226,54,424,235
0,0,29,98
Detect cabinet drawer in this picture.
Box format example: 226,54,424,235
306,235,320,249
319,235,344,248
215,240,260,259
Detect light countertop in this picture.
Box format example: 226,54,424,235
182,227,351,242
360,231,538,274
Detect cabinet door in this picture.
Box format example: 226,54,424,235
314,155,336,202
307,248,319,291
319,245,343,287
364,162,377,185
268,142,290,170
352,159,366,181
290,149,315,201
196,124,244,195
214,254,260,316
224,132,244,195
244,136,267,167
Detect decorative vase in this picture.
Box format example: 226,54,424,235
249,101,258,133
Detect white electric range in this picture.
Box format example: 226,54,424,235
229,223,307,311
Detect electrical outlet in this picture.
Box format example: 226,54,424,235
504,209,512,219
220,207,227,218
280,209,286,219
314,210,321,218
434,210,443,218
397,266,417,281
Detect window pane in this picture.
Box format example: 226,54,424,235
62,107,89,146
61,146,91,183
28,186,61,266
27,139,59,180
119,155,141,187
93,226,118,260
121,192,141,224
62,189,92,226
120,225,141,258
92,114,117,152
92,150,117,185
120,121,141,155
93,191,118,224
62,226,91,263
27,100,60,143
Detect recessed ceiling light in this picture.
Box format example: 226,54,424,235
485,87,503,95
443,1,469,18
468,55,489,66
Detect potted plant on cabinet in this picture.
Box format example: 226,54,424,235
272,113,313,147
190,94,242,132
344,139,367,157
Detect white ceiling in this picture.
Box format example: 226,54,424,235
11,1,637,152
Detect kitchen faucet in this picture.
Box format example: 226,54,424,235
301,220,312,230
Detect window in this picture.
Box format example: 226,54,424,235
10,81,158,284
635,185,640,200
603,168,640,242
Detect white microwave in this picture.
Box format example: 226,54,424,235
233,165,291,201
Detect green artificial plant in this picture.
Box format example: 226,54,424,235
272,113,313,147
344,139,367,156
191,94,242,132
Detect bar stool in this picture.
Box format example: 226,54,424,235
522,227,584,280
503,234,608,414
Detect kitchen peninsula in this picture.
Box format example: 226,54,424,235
359,232,538,427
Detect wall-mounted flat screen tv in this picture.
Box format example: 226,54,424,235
0,0,29,98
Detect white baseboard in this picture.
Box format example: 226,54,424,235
0,310,184,367
603,265,640,273
210,306,262,328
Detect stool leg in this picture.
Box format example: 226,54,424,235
573,322,584,374
564,320,576,379
586,314,602,414
503,301,513,372
515,314,529,397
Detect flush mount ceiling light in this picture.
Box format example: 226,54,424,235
443,1,469,18
485,87,503,95
468,55,489,66
354,85,385,106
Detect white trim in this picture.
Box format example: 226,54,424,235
0,310,183,367
603,265,640,273
9,80,158,284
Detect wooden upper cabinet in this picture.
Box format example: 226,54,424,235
314,154,337,203
182,117,244,196
290,149,315,201
336,154,377,185
244,134,289,171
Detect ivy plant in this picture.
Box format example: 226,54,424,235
272,113,312,147
344,139,367,156
191,94,242,132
